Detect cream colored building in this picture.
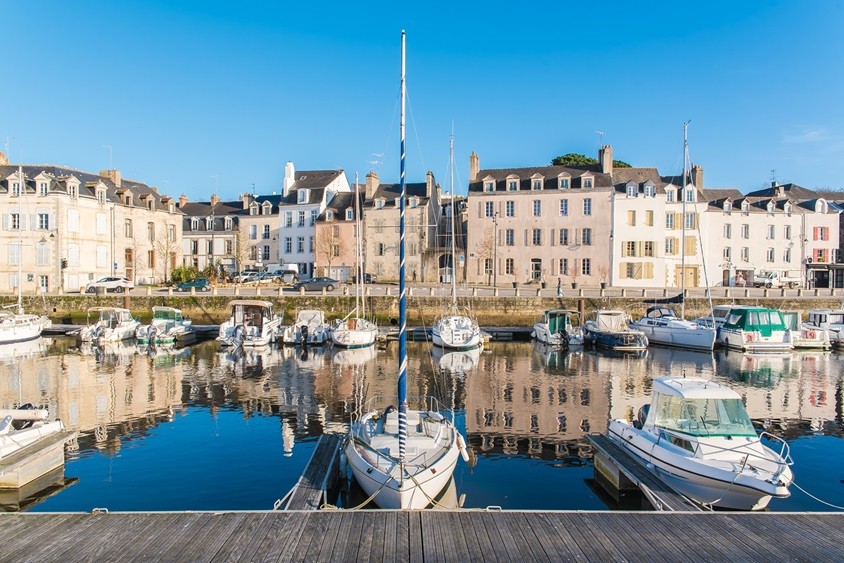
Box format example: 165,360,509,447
466,150,613,286
362,170,441,283
0,155,182,292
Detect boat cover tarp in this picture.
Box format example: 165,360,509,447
596,311,628,332
644,293,684,305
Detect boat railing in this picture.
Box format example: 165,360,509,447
758,431,794,468
659,427,794,473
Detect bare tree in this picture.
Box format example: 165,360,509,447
228,230,253,281
473,227,495,285
155,229,180,283
315,225,346,278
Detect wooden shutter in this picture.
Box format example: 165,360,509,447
813,226,819,241
684,237,697,256
619,263,628,279
550,229,555,246
644,262,654,279
478,201,483,218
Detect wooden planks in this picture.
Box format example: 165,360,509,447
283,433,342,510
1,511,843,561
586,434,701,512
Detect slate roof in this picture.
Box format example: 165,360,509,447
468,165,612,193
611,167,679,194
364,181,430,208
0,164,180,213
317,190,365,222
282,170,344,205
745,183,821,199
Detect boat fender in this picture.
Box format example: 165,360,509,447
457,433,470,462
807,329,816,339
339,451,347,476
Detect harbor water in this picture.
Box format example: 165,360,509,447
1,338,842,512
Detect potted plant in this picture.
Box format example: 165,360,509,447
597,265,608,289
569,263,580,289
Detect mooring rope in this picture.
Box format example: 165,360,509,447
792,481,844,511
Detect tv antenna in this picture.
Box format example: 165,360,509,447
595,131,606,146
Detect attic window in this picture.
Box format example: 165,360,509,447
190,218,199,231
644,184,655,197
531,179,543,191
124,194,131,206
298,189,308,203
784,202,792,216
250,204,258,216
741,201,749,214
723,201,732,213
557,177,570,190
97,189,106,204
767,202,774,214
11,181,20,197
375,198,385,209
263,202,272,215
224,217,233,230
147,198,154,210
685,188,695,202
409,197,419,208
816,200,828,214
666,189,675,203
582,177,593,189
39,182,48,196
345,208,354,220
626,183,637,197
484,181,494,193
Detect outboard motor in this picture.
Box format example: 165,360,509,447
634,404,651,430
300,324,309,347
12,403,35,430
233,324,246,348
148,325,158,347
559,329,569,347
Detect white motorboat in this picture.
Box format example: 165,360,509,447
781,310,830,350
715,306,793,352
631,306,715,351
584,310,648,351
608,377,793,510
136,306,195,346
804,309,844,348
332,173,378,350
77,307,140,343
0,405,68,488
217,300,282,348
345,32,469,509
693,304,733,330
281,309,332,345
531,309,584,347
431,134,482,352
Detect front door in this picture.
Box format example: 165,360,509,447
531,259,542,281
125,249,134,282
674,266,698,288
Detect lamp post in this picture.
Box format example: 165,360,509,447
492,211,499,288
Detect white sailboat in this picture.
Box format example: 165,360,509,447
630,124,715,351
332,173,378,349
0,166,52,345
431,134,482,351
345,31,468,509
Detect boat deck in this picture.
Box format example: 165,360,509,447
1,511,842,561
279,433,342,510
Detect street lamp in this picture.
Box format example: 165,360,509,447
492,211,499,287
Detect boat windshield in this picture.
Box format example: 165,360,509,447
154,310,179,321
652,394,757,437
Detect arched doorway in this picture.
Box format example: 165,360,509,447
438,253,453,283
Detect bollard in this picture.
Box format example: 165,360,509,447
146,287,152,296
168,287,173,297
278,287,283,297
256,287,261,296
744,288,749,298
212,287,218,296
814,288,819,297
343,286,349,296
535,288,542,297
366,287,371,297
578,288,584,298
763,289,768,298
781,288,786,297
408,287,414,297
663,288,668,297
234,286,240,296
494,288,499,297
300,287,305,296
797,289,803,297
514,288,520,297
191,287,196,296
472,287,478,297
321,287,326,296
724,288,729,297
621,288,626,298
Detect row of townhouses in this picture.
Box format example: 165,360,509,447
1,147,842,294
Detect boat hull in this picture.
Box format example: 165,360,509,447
331,321,377,349
633,324,715,351
0,315,50,345
717,328,792,352
432,316,482,351
586,330,648,351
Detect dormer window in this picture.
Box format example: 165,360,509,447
224,217,233,230
582,176,593,189
816,199,828,214
741,201,750,214
375,198,385,209
11,181,20,197
326,210,335,221
39,182,48,196
666,189,675,203
409,196,419,208
169,203,175,213
723,201,732,213
644,181,655,197
345,208,354,220
249,204,258,216
147,198,155,210
124,194,132,206
484,181,494,193
766,201,775,214
507,180,518,191
784,202,792,216
557,175,570,190
190,218,199,231
626,182,638,197
394,197,401,208
531,178,543,191
684,188,695,202
262,202,272,215
298,189,309,204
97,188,106,204
205,217,213,230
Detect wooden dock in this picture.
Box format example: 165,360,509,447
1,511,842,561
276,433,342,510
587,434,702,511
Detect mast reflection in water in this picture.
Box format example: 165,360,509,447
0,339,841,511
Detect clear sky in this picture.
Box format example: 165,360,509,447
3,1,843,201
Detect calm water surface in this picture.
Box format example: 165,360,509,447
1,338,842,512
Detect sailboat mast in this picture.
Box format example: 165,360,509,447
449,132,457,310
17,165,24,314
680,122,689,320
397,30,408,463
354,172,363,318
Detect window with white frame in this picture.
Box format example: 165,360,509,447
532,179,542,191
505,258,514,275
785,247,792,262
767,225,775,239
723,247,731,261
505,200,515,217
508,180,518,191
285,212,293,227
643,241,654,257
298,190,308,203
124,218,133,238
191,240,199,254
559,199,568,216
560,229,569,246
207,240,213,254
724,224,731,239
626,184,637,197
263,225,270,239
666,238,676,255
582,228,592,245
311,210,318,225
533,200,541,217
298,211,306,227
741,247,749,262
263,246,270,260
485,201,494,217
685,188,695,202
532,229,542,245
784,225,792,240
583,198,592,215
644,184,655,197
225,240,233,255
665,213,675,229
297,237,304,253
69,184,78,199
484,258,493,274
249,225,257,240
559,258,568,276
583,177,593,189
724,201,732,213
36,212,49,230
147,222,155,241
309,237,314,253
684,213,696,229
346,208,354,221
666,189,675,203
559,178,570,189
766,248,775,262
284,237,292,253
484,181,494,192
38,275,48,292
505,229,514,246
581,258,591,275
39,182,48,196
169,225,175,242
11,180,20,197
625,241,638,257
741,224,749,239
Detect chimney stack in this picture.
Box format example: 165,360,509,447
365,170,380,201
178,194,188,208
210,194,219,207
691,164,704,190
0,152,7,166
598,145,613,175
241,193,254,210
469,151,479,182
100,169,121,188
426,171,435,198
282,161,295,197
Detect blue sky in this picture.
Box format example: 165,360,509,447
3,1,843,200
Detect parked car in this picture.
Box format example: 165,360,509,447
350,272,377,284
252,272,277,284
238,271,260,283
176,278,211,292
293,277,340,291
85,277,135,293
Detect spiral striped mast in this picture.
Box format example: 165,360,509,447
397,30,408,463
